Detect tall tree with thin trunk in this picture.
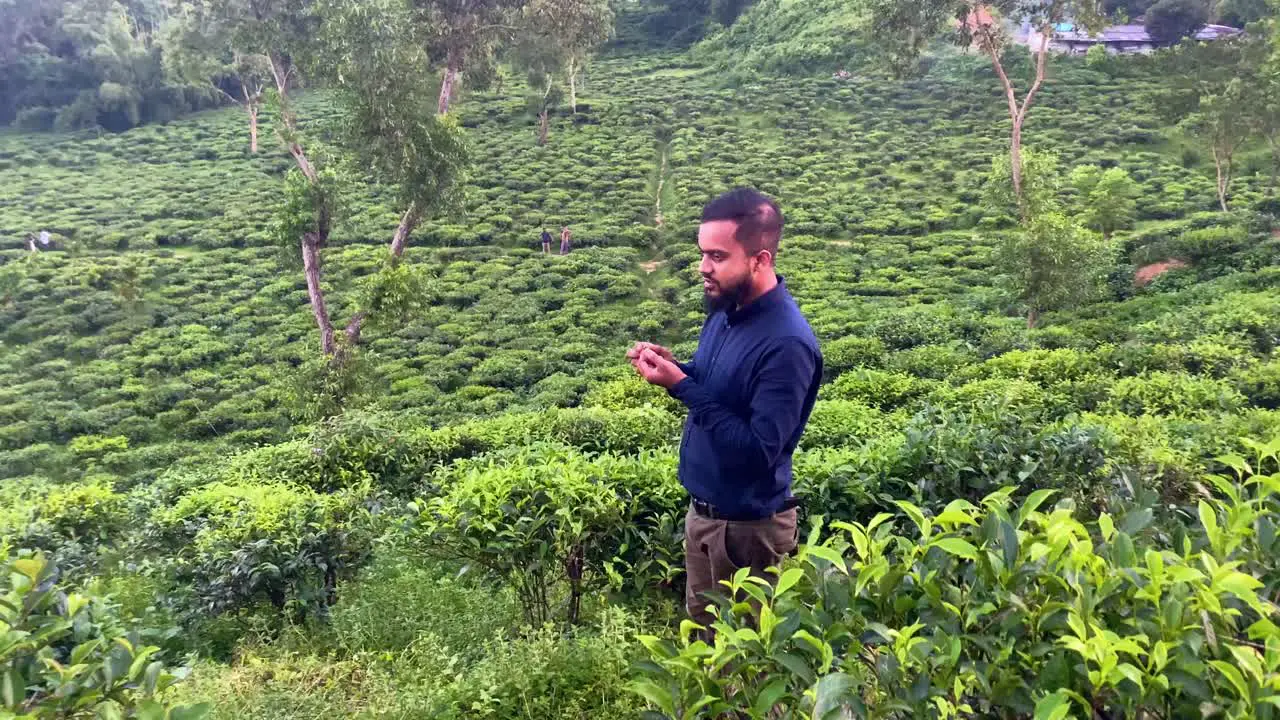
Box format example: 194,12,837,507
1180,82,1249,212
1159,34,1261,211
866,0,1106,218
160,5,271,152
414,0,528,115
275,0,469,364
520,0,614,114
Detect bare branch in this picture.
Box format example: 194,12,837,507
1017,27,1052,127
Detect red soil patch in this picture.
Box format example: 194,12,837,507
1134,259,1190,287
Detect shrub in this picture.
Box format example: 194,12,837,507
146,481,375,626
1,553,208,719
886,342,976,380
411,446,633,626
928,378,1055,419
632,441,1280,718
1234,359,1280,410
427,608,642,719
1104,372,1247,416
14,106,57,131
328,554,519,661
35,477,129,544
975,347,1103,385
825,369,934,409
582,373,683,413
800,400,893,449
822,335,886,378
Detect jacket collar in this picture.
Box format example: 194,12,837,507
726,275,788,326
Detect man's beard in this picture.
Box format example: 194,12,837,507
703,277,749,315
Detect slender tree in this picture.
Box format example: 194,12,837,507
866,0,1106,217
520,0,614,113
414,0,527,115
276,0,470,362
161,3,272,152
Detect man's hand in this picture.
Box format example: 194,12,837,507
626,342,675,365
633,347,687,390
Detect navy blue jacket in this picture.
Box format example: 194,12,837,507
668,277,822,520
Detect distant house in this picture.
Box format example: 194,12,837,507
1027,22,1243,55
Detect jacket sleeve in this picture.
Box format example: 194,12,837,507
668,338,817,468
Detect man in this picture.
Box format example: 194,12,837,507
560,226,572,255
541,228,553,254
628,187,822,631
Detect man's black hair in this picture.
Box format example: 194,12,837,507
701,187,784,257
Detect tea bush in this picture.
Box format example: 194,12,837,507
410,445,681,625
633,439,1280,720
1,553,208,719
145,480,376,626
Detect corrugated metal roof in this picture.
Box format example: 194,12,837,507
1053,22,1242,44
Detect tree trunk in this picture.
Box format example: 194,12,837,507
248,103,259,154
390,201,422,258
438,61,459,115
568,57,578,114
1267,137,1278,199
301,233,336,357
981,23,1050,220
654,145,668,227
268,53,293,97
1213,145,1230,212
566,545,583,625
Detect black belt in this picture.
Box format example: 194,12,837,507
691,496,800,522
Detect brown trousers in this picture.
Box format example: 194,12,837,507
684,504,799,628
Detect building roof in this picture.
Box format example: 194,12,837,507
1053,22,1242,44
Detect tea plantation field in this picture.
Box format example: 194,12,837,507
4,44,1280,719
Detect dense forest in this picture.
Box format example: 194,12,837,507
3,0,1280,718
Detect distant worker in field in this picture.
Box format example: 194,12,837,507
627,187,822,632
560,226,572,255
541,228,553,254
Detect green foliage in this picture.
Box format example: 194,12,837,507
633,440,1280,718
35,478,129,544
997,210,1114,326
2,18,1280,719
410,445,678,625
313,0,471,216
1146,0,1213,45
1233,358,1280,410
1215,0,1272,26
272,163,347,257
989,151,1116,326
1,553,208,719
825,369,935,410
426,609,641,718
822,335,886,378
327,554,520,659
801,400,893,449
693,0,870,76
0,0,220,130
146,480,375,626
1071,165,1139,237
1105,371,1248,415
